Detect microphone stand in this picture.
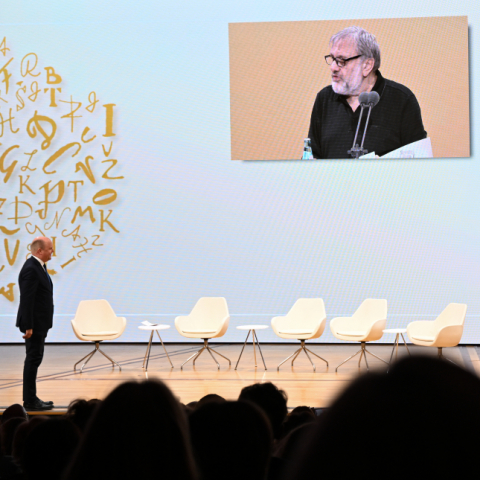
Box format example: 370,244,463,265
347,105,368,159
359,103,374,152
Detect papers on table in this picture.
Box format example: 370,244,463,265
359,151,377,159
360,137,433,159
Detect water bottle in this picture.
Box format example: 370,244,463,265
302,138,313,159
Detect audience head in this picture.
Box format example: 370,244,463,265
66,398,102,432
186,401,198,411
282,356,480,478
189,400,272,480
279,407,316,439
22,419,80,480
239,382,288,439
1,404,27,424
63,379,197,480
196,393,226,409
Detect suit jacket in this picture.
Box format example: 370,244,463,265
16,256,54,334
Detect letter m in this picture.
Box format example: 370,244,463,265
71,206,96,224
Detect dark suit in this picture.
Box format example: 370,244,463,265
16,256,54,403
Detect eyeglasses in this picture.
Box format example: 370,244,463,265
324,54,362,68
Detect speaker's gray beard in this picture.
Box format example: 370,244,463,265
331,66,364,96
331,76,363,96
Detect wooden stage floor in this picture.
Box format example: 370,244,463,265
1,343,480,412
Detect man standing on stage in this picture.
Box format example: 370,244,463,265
308,26,426,159
16,236,55,411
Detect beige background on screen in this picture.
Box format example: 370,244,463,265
229,16,470,160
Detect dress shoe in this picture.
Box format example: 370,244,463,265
36,397,54,406
23,399,54,411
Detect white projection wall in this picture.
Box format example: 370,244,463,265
0,0,478,344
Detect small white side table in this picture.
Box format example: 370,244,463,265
138,322,174,370
383,328,411,364
235,325,268,370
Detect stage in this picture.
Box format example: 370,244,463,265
1,343,479,413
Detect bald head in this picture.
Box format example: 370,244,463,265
31,237,54,263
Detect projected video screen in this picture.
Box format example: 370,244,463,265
0,4,478,344
229,16,470,160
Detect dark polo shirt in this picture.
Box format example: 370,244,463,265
308,71,427,159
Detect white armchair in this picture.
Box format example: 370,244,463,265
407,303,467,364
330,299,388,371
175,297,230,370
271,298,328,372
71,299,126,373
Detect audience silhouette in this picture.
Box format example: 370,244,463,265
63,380,197,480
2,355,479,480
239,382,288,439
190,400,272,480
281,355,480,479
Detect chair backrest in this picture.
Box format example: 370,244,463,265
188,297,229,330
434,303,467,329
352,299,387,329
285,298,326,331
73,299,120,333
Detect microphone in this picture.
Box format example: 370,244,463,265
359,92,370,106
367,91,380,107
348,91,381,158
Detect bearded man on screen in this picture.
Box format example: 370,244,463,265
308,26,426,159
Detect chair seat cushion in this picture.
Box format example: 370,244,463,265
412,335,434,342
81,331,118,336
279,330,314,335
337,331,367,337
182,330,217,334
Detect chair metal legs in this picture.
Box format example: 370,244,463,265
335,342,388,372
437,347,458,366
277,340,328,372
142,331,174,371
180,339,231,370
74,342,122,373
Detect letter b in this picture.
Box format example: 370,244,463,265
45,67,62,85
